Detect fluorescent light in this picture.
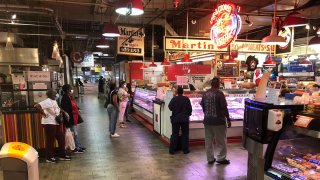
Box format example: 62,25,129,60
102,54,109,56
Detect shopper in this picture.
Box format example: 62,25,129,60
117,82,130,128
200,77,231,165
107,83,120,137
98,76,104,99
34,89,71,163
61,84,86,153
124,83,133,122
168,87,192,155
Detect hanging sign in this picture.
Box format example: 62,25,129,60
210,2,241,49
276,27,293,55
117,26,144,56
165,37,274,53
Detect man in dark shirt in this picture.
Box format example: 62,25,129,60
200,77,231,165
168,87,192,155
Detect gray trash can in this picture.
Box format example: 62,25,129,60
0,142,39,180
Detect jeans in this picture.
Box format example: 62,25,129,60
204,124,227,162
70,125,83,150
107,104,119,134
170,122,189,153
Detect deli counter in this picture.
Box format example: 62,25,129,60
264,112,320,180
132,87,156,124
161,89,255,141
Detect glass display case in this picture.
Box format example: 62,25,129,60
265,113,320,180
189,96,204,121
226,96,247,120
133,88,156,113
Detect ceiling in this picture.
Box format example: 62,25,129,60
0,0,319,63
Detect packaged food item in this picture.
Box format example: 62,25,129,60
287,158,307,171
273,163,299,173
291,174,306,180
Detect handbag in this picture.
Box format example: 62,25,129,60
78,114,84,124
65,128,75,150
55,113,64,124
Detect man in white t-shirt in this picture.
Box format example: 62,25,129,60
35,89,71,163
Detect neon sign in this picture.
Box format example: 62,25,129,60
210,2,241,49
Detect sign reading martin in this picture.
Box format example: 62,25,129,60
117,26,144,56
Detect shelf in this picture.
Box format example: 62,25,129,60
278,72,314,77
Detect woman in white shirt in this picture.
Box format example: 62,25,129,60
35,89,71,163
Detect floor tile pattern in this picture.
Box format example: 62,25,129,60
0,83,248,180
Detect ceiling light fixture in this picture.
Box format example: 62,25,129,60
224,55,237,65
5,33,13,51
102,21,120,37
282,11,308,28
115,0,144,16
96,38,110,48
317,28,320,35
306,24,310,30
261,0,286,46
11,14,16,20
263,56,276,67
309,36,320,47
245,15,253,26
161,57,171,66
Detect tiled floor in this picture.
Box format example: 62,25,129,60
1,84,248,180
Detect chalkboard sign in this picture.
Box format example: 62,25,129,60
215,59,240,78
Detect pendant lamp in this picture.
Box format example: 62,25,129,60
149,59,157,68
102,21,120,37
309,36,320,47
224,55,237,65
181,11,192,64
140,63,148,69
161,57,171,66
96,38,110,48
115,0,144,16
263,56,276,67
317,28,320,35
5,34,14,51
282,12,308,28
181,54,192,63
261,0,286,46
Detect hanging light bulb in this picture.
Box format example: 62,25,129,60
51,41,61,60
5,34,14,51
115,0,144,16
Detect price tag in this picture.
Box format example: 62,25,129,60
294,115,314,128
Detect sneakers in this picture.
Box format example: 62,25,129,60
46,157,57,163
73,148,85,153
208,158,216,165
120,122,126,128
59,156,71,161
216,159,230,165
110,133,120,137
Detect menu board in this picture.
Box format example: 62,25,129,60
216,59,240,78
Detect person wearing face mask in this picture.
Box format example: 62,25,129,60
117,82,130,128
61,84,86,153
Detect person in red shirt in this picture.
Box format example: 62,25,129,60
61,84,86,153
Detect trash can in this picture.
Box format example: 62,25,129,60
0,142,39,180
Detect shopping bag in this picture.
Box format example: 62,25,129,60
65,128,75,150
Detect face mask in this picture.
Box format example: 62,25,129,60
123,84,126,87
70,89,74,94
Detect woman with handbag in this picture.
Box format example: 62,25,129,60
34,89,71,163
61,84,86,153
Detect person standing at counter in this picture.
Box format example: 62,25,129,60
200,77,231,165
168,87,192,155
34,89,71,163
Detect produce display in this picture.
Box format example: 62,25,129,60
270,137,320,180
133,88,156,113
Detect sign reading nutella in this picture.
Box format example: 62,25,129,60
210,2,241,49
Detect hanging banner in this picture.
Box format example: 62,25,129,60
210,2,241,49
117,26,144,56
74,53,94,67
165,36,275,53
276,27,293,55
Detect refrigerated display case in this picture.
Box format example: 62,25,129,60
133,88,157,124
265,113,320,180
133,88,156,113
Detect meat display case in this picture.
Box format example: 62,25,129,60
185,90,254,122
133,87,156,113
265,113,320,180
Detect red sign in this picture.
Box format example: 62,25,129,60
210,2,241,49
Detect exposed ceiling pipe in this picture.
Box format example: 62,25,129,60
38,0,113,7
0,5,64,36
15,32,89,37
